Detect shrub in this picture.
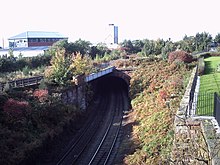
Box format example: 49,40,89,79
210,52,220,57
22,66,30,76
198,57,205,75
33,89,48,102
0,94,8,111
168,50,193,63
3,98,30,118
216,63,220,72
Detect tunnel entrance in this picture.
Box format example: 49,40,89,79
90,75,129,97
95,76,129,95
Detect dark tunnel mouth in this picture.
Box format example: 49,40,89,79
96,76,129,94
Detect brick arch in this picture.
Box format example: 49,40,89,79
110,70,131,86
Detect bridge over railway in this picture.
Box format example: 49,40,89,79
0,66,130,91
0,66,131,110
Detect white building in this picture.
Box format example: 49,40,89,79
0,31,67,57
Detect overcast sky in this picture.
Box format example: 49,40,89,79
1,0,220,47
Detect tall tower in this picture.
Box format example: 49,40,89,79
114,26,118,44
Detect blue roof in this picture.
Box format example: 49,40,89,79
0,46,49,52
9,31,68,40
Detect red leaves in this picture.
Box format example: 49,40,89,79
3,98,30,118
33,89,48,102
159,90,168,100
168,50,193,63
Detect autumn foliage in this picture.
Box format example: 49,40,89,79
126,59,193,164
168,50,193,63
33,89,48,102
3,98,30,118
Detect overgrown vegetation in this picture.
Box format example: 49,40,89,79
168,50,193,63
1,30,220,164
0,54,51,73
123,59,193,164
0,88,81,165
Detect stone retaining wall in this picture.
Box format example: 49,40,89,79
61,84,86,110
171,66,220,164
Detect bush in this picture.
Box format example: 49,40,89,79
198,57,205,75
168,50,193,63
22,66,30,76
33,89,48,102
3,98,30,118
210,52,220,57
0,94,8,111
0,54,51,73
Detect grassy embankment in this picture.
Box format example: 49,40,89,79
120,59,193,164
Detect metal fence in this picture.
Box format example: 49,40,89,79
0,76,43,91
188,66,216,117
194,92,214,116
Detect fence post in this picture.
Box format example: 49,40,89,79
214,92,217,117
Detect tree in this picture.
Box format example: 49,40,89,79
50,39,92,56
214,33,220,44
195,32,212,51
47,48,73,85
154,38,166,55
141,39,155,56
120,39,134,54
180,35,196,53
73,39,92,55
70,52,93,75
90,43,110,59
161,40,176,60
132,40,144,53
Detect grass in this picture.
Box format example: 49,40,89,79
197,56,220,115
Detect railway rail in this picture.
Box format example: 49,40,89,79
54,89,127,165
55,93,111,165
88,91,124,165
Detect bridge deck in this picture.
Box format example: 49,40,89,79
0,66,116,91
85,66,115,82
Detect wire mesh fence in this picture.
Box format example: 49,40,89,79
194,92,214,116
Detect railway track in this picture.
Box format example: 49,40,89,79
55,93,110,165
55,89,128,165
87,91,124,165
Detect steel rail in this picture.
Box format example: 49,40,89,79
88,91,124,165
55,94,110,165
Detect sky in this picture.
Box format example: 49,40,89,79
1,0,220,47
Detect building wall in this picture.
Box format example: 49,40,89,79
0,49,45,57
28,38,65,47
28,42,55,47
9,38,66,48
9,39,28,48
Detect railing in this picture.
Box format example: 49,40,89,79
194,92,214,116
0,76,43,91
85,66,115,82
0,66,116,91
